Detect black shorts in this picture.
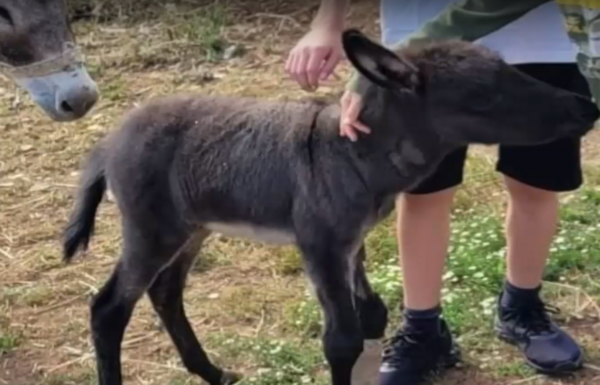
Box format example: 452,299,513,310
409,63,592,194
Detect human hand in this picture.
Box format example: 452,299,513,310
339,90,371,142
285,27,343,91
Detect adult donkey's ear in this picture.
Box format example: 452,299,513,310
342,28,419,90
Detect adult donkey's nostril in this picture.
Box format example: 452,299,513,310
60,100,75,114
57,85,99,120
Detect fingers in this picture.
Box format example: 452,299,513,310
305,48,328,91
353,120,372,134
319,50,341,82
339,93,371,142
293,51,311,90
286,46,339,91
340,93,353,139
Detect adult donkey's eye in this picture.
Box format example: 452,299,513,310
0,7,13,26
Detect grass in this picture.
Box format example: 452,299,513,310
276,183,600,375
0,329,22,356
205,333,329,385
1,1,600,384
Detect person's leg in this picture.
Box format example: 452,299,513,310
376,2,474,384
379,148,467,385
495,62,590,374
397,187,455,312
504,177,559,289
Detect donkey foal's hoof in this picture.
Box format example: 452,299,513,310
359,293,389,340
220,370,242,385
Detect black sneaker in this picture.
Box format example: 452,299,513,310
495,292,583,375
379,318,461,385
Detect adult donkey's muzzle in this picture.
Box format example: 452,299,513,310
2,45,99,122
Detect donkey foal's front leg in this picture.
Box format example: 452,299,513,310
353,245,388,340
299,238,365,385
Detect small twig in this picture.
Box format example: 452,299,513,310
247,13,301,29
289,3,319,17
33,293,89,316
543,281,600,319
1,231,14,245
80,272,98,283
3,195,47,213
43,353,93,374
122,358,187,373
77,280,99,295
62,346,83,355
584,363,600,372
585,274,600,290
577,297,593,313
122,332,159,350
254,305,266,336
0,248,15,259
509,375,542,385
191,316,211,328
48,183,78,189
135,374,149,385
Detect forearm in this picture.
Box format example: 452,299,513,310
311,0,349,31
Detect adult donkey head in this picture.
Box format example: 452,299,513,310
0,0,98,121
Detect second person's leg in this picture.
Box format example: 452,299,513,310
494,62,590,374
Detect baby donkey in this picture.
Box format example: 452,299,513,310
63,29,599,385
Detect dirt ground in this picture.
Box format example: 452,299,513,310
1,1,600,385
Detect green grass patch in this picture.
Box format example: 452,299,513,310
43,369,98,385
163,4,229,61
282,290,322,338
271,247,304,276
1,285,53,307
276,184,600,379
205,333,328,385
0,314,23,356
0,331,21,355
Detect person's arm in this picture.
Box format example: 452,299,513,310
311,0,349,31
346,0,551,91
286,0,350,91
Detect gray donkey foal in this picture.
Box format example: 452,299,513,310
63,29,599,385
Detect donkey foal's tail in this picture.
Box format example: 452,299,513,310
63,143,107,262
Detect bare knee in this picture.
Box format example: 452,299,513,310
504,176,557,208
397,187,458,216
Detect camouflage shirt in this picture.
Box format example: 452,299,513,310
346,0,600,106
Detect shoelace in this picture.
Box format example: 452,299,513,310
381,330,431,364
502,299,561,336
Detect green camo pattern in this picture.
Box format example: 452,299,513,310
346,0,600,107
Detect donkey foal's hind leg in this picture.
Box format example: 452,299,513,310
146,230,240,385
90,220,192,385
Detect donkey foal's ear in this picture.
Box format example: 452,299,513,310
342,28,419,90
